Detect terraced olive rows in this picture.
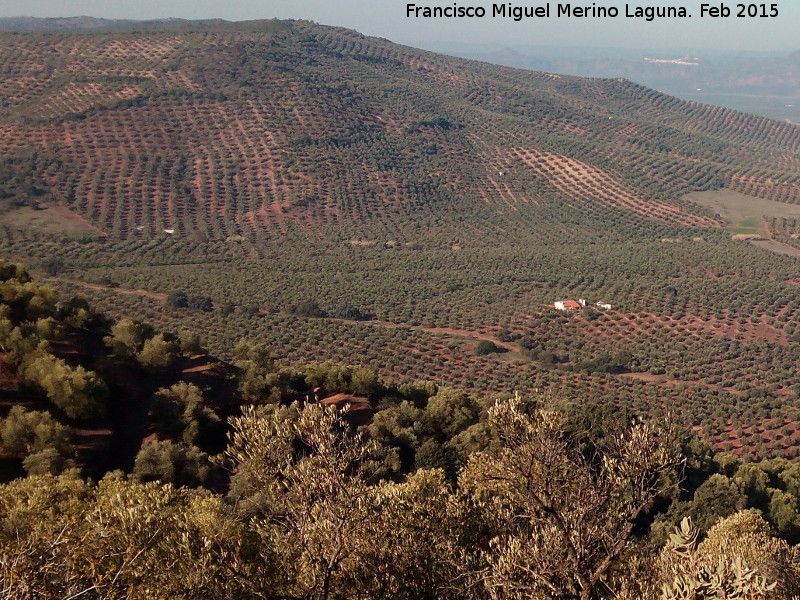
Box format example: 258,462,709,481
2,20,800,244
4,20,800,462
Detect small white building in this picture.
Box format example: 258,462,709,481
554,300,582,311
596,301,612,310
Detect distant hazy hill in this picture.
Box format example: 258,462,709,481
0,19,798,243
467,46,800,97
0,16,213,32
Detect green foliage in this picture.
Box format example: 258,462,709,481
766,488,800,538
41,258,64,276
396,379,438,407
458,394,684,600
0,473,271,599
187,295,213,312
35,236,800,467
33,316,63,341
132,440,212,487
55,295,94,329
576,350,633,374
150,382,221,445
0,23,800,472
288,301,327,318
688,474,748,534
304,361,382,398
178,330,205,355
103,318,153,357
662,558,776,600
234,339,275,371
167,289,188,308
21,352,107,419
659,512,799,599
22,447,76,476
328,304,373,321
137,333,179,368
0,406,75,474
361,387,485,478
234,339,277,401
0,318,41,362
0,264,56,322
660,455,800,545
475,339,504,356
2,385,800,600
422,387,481,439
0,261,31,283
100,307,176,367
413,437,458,477
3,19,800,594
225,402,384,595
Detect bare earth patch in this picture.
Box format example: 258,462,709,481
750,239,800,258
0,205,106,237
685,189,800,224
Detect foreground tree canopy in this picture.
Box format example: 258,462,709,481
2,398,800,599
1,260,800,598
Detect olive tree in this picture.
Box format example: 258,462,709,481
225,403,384,600
458,394,684,600
21,353,107,420
658,511,800,599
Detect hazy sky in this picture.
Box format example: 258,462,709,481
1,0,797,52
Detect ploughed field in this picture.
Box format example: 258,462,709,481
3,20,800,460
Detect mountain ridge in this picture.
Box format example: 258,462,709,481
4,20,800,466
1,19,799,247
0,16,223,32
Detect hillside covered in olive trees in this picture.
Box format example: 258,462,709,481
3,260,800,599
3,19,799,242
2,20,800,465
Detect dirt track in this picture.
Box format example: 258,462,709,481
55,278,529,360
56,278,168,302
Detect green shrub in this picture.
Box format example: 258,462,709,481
132,440,212,487
21,354,107,419
0,406,76,474
475,340,504,356
137,334,179,368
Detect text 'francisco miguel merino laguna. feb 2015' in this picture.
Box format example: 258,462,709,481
406,3,781,21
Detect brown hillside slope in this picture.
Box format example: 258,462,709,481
1,20,799,243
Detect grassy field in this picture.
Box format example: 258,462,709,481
685,189,800,234
0,206,105,238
